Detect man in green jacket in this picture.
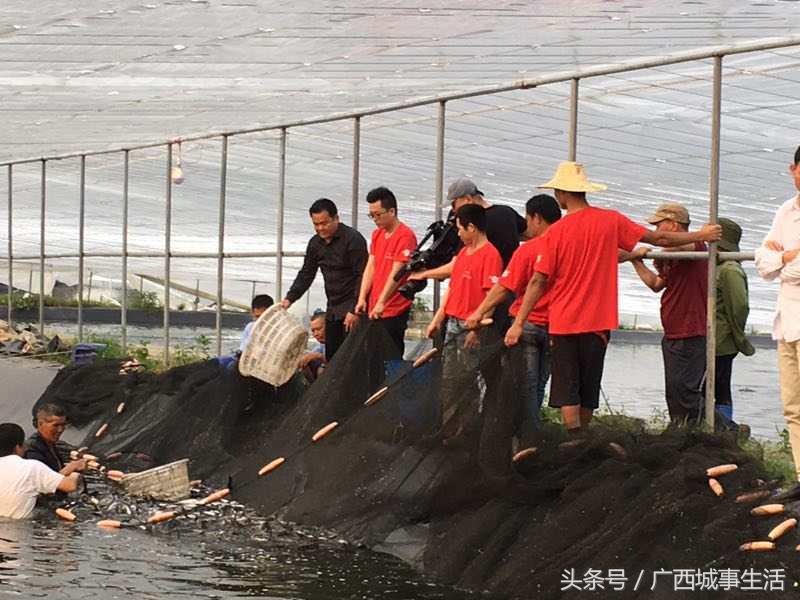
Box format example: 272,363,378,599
715,218,755,429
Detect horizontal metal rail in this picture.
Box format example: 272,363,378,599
1,250,750,262
1,36,798,168
2,251,307,261
643,251,754,261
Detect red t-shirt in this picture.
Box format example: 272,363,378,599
368,222,417,318
444,241,503,320
535,206,647,335
655,242,708,339
500,236,550,326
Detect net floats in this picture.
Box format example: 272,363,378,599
708,479,724,497
258,457,285,477
412,348,439,368
198,488,230,506
735,490,771,504
95,423,109,438
147,511,177,525
512,447,538,463
706,464,738,478
739,541,775,552
364,386,389,407
116,402,126,414
312,421,338,442
97,519,123,530
768,518,797,541
751,504,785,517
55,508,77,522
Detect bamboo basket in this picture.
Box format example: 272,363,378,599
120,458,191,501
238,305,308,386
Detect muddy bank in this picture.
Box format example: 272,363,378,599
35,324,799,599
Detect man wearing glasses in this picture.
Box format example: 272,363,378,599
356,186,418,358
282,198,368,361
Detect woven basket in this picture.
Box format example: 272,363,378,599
121,458,191,501
239,305,308,386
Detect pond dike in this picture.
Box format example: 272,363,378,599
33,321,798,599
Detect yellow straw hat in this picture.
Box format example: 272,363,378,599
538,161,607,193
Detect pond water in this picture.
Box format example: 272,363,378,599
0,509,488,600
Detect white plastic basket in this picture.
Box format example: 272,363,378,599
121,458,191,501
238,305,308,386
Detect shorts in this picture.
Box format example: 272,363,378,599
548,331,609,410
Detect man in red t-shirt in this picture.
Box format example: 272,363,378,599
466,194,561,442
623,202,708,425
427,204,503,432
507,162,722,436
356,186,418,358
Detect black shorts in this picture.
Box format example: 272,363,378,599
548,332,609,410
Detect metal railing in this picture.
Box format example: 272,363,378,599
3,35,800,425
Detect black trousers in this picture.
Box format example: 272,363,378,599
715,353,736,407
662,336,706,424
549,332,608,410
325,317,347,362
380,310,410,360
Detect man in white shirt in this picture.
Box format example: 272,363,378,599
0,423,80,519
755,145,800,499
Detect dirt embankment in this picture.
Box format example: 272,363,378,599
36,336,799,599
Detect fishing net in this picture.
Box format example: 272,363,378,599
34,320,800,599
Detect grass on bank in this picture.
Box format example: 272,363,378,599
542,403,797,486
48,333,213,372
37,335,798,489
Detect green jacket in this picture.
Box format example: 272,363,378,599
716,260,755,357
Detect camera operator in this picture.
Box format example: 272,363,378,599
408,177,526,328
355,186,418,358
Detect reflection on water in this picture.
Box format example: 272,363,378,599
0,512,486,600
603,342,782,439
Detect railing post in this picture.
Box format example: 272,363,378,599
39,160,46,335
705,55,723,428
568,78,579,161
433,100,446,311
276,128,287,300
6,165,12,336
216,135,228,356
121,150,129,353
78,155,86,342
352,116,361,228
164,143,173,366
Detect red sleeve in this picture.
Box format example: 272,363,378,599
616,212,647,252
395,228,417,264
499,249,523,292
482,248,504,290
534,232,554,277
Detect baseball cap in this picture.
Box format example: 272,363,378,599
447,177,483,202
646,202,690,225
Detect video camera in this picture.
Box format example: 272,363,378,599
394,211,461,300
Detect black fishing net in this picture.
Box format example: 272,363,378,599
34,321,800,599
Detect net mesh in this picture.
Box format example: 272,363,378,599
34,321,800,598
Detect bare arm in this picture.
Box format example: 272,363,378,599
370,260,407,318
465,283,512,329
59,459,86,476
408,258,455,281
504,272,548,346
56,473,80,494
631,259,665,292
640,223,720,248
355,255,376,313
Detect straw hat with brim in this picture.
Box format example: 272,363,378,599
718,218,742,253
538,161,607,193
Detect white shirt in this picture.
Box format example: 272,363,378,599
755,194,800,342
239,321,255,353
0,454,64,519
